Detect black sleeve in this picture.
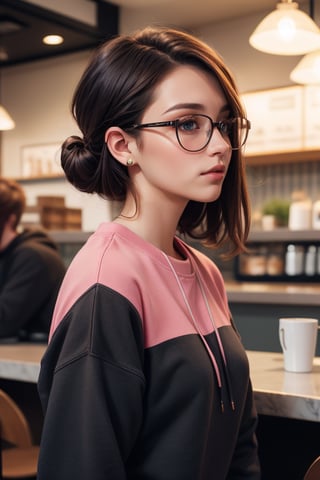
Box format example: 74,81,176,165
0,246,64,337
37,285,146,480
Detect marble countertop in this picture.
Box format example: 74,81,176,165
0,343,44,383
1,345,320,422
226,281,320,306
247,350,320,422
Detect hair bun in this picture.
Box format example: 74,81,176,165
65,136,85,151
61,135,101,194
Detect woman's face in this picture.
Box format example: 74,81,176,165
130,65,233,207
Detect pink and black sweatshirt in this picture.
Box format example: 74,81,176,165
37,222,260,480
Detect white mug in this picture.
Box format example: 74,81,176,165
279,318,319,373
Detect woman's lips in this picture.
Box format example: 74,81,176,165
201,165,226,179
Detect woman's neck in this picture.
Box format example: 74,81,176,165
116,212,187,260
115,190,188,259
115,215,184,259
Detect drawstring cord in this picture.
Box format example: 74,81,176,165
162,249,235,413
189,255,236,412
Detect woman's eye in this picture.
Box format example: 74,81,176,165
178,118,199,132
219,120,231,135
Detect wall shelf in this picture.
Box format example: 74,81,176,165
16,175,65,183
236,229,320,284
245,149,320,166
50,230,91,243
248,229,320,243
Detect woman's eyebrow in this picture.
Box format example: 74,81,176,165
163,103,232,115
164,103,204,114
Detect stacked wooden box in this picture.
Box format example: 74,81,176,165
22,196,82,230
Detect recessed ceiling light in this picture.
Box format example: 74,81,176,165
42,34,64,46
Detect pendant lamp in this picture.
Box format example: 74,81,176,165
290,49,320,83
0,62,15,130
249,0,320,55
0,105,15,130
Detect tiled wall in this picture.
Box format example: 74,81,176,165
247,160,320,215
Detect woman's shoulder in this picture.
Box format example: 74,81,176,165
59,222,165,314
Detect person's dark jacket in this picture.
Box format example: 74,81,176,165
0,229,66,341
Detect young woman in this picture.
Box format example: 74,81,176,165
37,26,260,479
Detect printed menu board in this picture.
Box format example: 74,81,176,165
304,85,320,148
241,86,304,154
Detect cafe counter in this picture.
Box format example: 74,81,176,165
248,350,320,422
226,281,320,306
0,344,320,422
0,343,43,383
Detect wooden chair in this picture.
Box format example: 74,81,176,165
0,389,39,479
304,456,320,480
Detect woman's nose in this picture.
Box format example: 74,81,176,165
206,126,231,154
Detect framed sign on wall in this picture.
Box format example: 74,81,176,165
20,143,63,179
242,85,320,157
241,86,304,155
304,85,320,149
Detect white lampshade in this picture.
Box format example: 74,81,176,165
290,50,320,83
249,1,320,55
0,105,15,130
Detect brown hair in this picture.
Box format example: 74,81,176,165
0,177,26,239
61,26,250,256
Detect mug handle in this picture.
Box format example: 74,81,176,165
279,327,287,351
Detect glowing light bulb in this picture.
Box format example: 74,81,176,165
278,17,296,42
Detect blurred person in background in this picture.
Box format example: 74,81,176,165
0,177,66,342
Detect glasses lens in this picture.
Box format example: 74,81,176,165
176,115,250,152
176,115,212,152
228,117,250,150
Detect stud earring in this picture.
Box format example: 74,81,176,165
126,158,134,166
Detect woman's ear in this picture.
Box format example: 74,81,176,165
105,127,134,166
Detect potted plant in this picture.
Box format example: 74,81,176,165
262,198,290,229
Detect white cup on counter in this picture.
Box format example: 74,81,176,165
279,318,319,373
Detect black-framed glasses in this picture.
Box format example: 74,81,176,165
129,114,251,152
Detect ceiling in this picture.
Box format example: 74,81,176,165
111,0,281,28
0,0,118,67
0,0,314,67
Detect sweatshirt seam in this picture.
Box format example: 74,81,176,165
53,349,146,385
97,228,193,277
